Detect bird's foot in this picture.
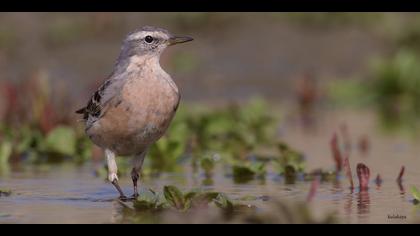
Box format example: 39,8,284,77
118,195,130,202
118,194,139,202
131,192,139,199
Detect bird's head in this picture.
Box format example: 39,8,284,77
122,26,193,57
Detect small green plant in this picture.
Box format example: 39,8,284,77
200,154,216,177
329,50,420,135
133,189,168,212
163,185,220,211
276,142,306,175
411,186,420,204
129,185,254,214
148,115,189,173
43,126,77,156
0,140,12,166
232,162,266,183
0,188,11,197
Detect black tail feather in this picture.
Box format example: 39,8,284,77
75,107,86,114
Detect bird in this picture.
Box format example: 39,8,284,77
76,26,193,200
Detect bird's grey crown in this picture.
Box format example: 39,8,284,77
127,26,172,39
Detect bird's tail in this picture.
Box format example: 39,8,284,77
75,107,86,114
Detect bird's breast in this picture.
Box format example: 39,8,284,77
88,70,180,155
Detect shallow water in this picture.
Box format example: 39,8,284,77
1,110,420,224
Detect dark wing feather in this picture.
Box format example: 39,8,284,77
76,78,114,121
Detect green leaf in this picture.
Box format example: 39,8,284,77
213,193,234,212
411,186,420,201
0,141,12,166
232,165,255,183
163,185,185,210
0,188,11,197
44,126,76,156
200,155,215,173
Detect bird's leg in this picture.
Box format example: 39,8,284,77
131,169,140,198
131,150,147,198
106,149,128,200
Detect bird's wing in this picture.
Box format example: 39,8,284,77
76,75,126,126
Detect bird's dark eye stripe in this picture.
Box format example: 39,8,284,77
145,35,153,43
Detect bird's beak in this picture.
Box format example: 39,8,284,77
168,36,194,45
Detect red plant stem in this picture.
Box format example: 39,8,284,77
330,132,343,172
357,163,370,191
375,174,383,188
307,177,320,202
397,166,405,182
343,154,354,190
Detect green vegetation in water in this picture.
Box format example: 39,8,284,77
144,97,289,182
411,186,420,205
118,185,336,224
0,141,12,166
276,142,306,175
303,169,337,182
0,188,11,197
0,124,92,165
232,162,266,184
200,153,217,178
122,185,255,215
327,50,420,136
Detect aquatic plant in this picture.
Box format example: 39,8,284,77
375,174,383,188
128,185,252,214
411,186,420,204
276,141,305,175
330,50,420,134
0,188,11,197
306,177,320,202
343,154,354,190
330,133,343,172
397,166,405,182
148,118,189,173
357,163,370,191
232,162,266,184
117,185,337,224
0,140,12,167
199,153,217,177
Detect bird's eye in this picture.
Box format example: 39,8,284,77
145,35,154,43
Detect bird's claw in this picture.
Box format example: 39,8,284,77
118,194,139,202
118,195,130,202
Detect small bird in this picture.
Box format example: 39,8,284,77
76,26,193,200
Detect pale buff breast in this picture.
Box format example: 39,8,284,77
87,70,180,156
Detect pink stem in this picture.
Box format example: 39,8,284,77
397,166,405,182
343,154,354,190
307,177,320,202
357,163,370,191
331,133,343,172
